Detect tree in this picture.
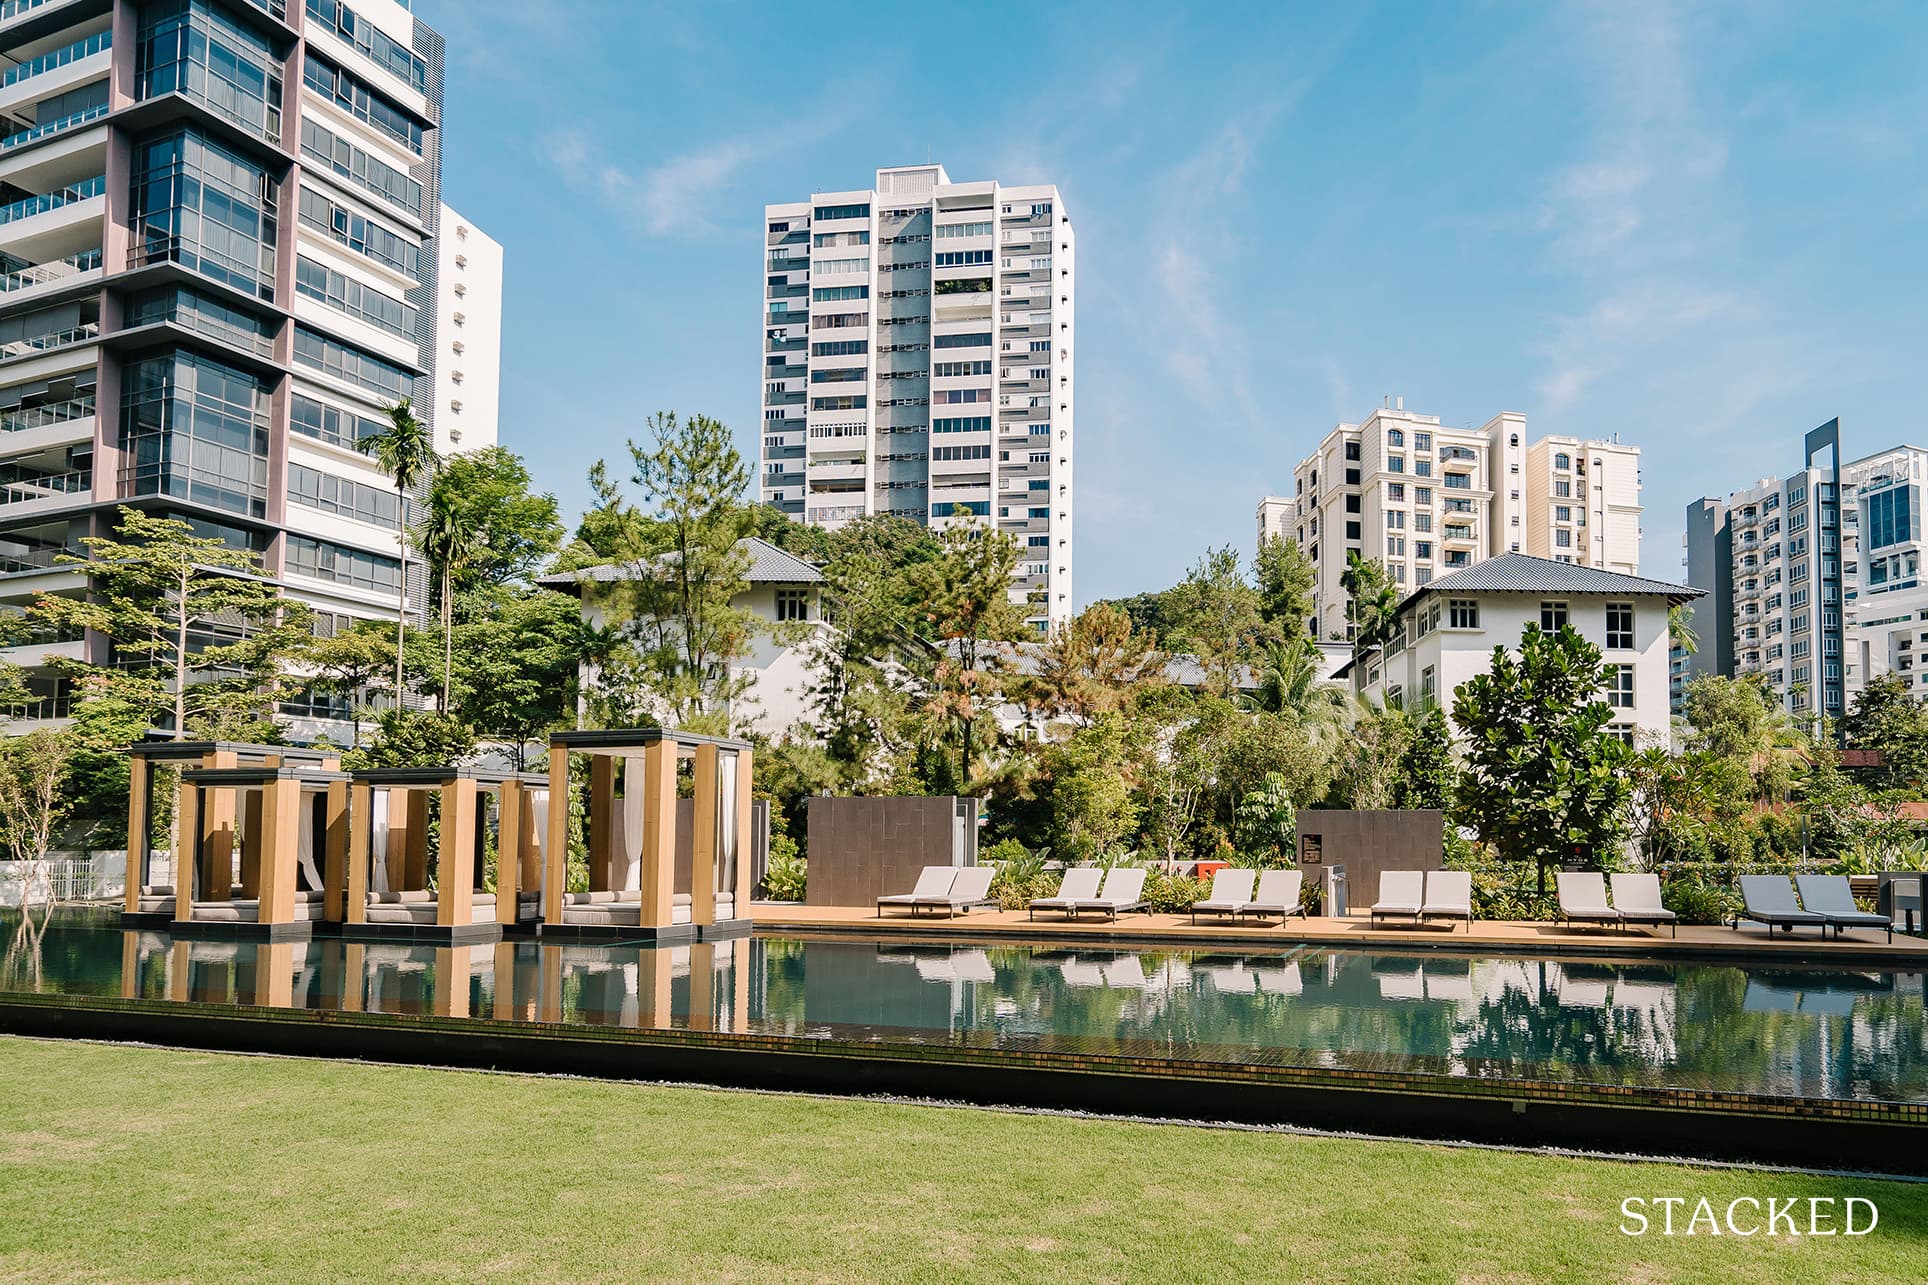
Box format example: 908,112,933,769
908,515,1031,787
1668,604,1699,657
1247,636,1348,740
448,586,582,767
343,707,477,771
0,729,70,868
1340,552,1398,648
1450,623,1633,891
1680,673,1803,802
1842,673,1928,790
1393,704,1457,808
1164,546,1267,696
1047,715,1143,862
1233,771,1299,867
1254,533,1316,637
306,624,395,748
594,412,761,732
357,399,438,698
1024,602,1166,730
425,447,563,588
37,507,310,737
1328,703,1414,810
419,502,485,712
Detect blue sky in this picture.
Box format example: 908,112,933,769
420,0,1928,602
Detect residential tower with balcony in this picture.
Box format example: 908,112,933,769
761,163,1074,630
0,0,490,736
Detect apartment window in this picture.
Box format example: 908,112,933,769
1421,666,1436,703
141,1,284,143
812,285,869,302
1606,602,1634,650
1386,510,1406,530
302,52,422,153
1386,535,1405,557
1415,541,1432,560
1448,599,1478,629
1607,665,1635,709
814,203,870,221
132,131,278,300
935,221,993,238
1387,429,1404,447
301,119,422,218
286,535,401,593
1345,468,1361,485
1345,495,1360,513
934,332,991,348
1388,483,1405,501
296,257,417,337
1554,453,1571,470
293,328,413,402
1387,456,1405,474
1444,473,1470,489
1415,487,1432,504
306,0,429,91
1414,513,1431,533
298,188,419,278
1555,505,1571,522
288,463,400,526
775,588,809,622
120,351,269,517
1345,521,1361,540
1540,601,1569,630
1345,442,1361,461
1414,433,1431,451
1555,530,1572,548
1414,460,1431,477
1555,480,1572,498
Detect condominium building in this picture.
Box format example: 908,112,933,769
1265,403,1643,641
0,0,485,734
1346,554,1698,751
1677,420,1852,722
761,163,1074,630
430,202,500,452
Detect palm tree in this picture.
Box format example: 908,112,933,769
357,400,437,701
1669,604,1699,657
419,503,486,712
1247,636,1351,740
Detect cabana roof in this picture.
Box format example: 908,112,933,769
126,739,338,764
550,727,752,752
181,766,351,787
351,766,549,787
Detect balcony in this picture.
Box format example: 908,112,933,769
0,244,97,295
0,100,106,152
0,391,91,439
0,172,102,230
0,29,108,96
0,465,86,510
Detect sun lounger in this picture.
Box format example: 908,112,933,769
913,864,998,917
1608,873,1678,937
1556,872,1621,931
1370,870,1425,929
1191,868,1257,923
1059,957,1108,987
1253,960,1303,995
1237,869,1305,923
1101,954,1149,988
877,866,956,917
1795,874,1894,943
1418,870,1472,931
1075,866,1148,920
1028,866,1103,920
1374,959,1425,1000
1736,875,1827,937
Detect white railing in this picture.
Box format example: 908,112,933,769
0,852,126,906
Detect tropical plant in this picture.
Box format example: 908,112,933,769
1449,623,1633,891
357,399,438,697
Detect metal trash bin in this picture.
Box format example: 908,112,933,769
1879,873,1924,934
1324,865,1347,919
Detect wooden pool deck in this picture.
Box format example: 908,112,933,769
748,904,1928,965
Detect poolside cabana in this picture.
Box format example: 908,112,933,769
170,765,349,940
122,741,339,926
343,767,549,944
542,729,753,942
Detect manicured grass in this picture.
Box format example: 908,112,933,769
1,1038,1923,1283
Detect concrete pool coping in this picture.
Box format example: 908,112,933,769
753,904,1928,967
3,989,1923,1175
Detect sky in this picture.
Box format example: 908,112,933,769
419,0,1928,602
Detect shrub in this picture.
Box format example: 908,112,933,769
1142,867,1207,913
986,841,1056,910
761,847,807,902
1442,844,1558,922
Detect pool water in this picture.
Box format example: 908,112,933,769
5,908,1925,1103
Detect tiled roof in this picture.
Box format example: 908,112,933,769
537,536,823,590
1408,553,1702,605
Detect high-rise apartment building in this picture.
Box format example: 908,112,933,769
430,202,500,453
1677,421,1853,722
761,164,1074,630
1262,404,1643,641
0,0,483,734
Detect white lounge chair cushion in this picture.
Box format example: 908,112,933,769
1030,866,1102,908
1373,870,1425,913
1557,872,1616,918
1609,873,1676,920
881,866,959,903
1739,875,1823,922
1422,871,1472,915
1243,869,1304,911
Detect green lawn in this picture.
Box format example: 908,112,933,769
1,1038,1923,1283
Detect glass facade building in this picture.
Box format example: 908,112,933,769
0,0,470,737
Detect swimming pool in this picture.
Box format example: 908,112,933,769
7,908,1925,1105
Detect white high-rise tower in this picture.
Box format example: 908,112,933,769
762,164,1074,630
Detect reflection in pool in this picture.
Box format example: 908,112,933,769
5,908,1925,1103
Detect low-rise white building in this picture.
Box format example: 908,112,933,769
1345,554,1701,749
539,538,828,737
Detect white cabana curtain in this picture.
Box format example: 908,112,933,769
369,789,392,896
